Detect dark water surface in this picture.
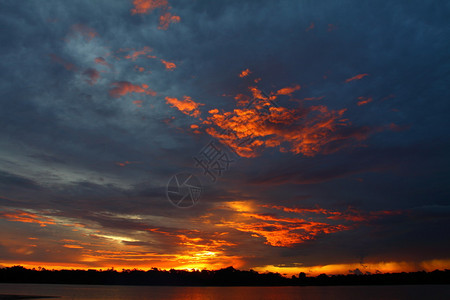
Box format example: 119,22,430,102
0,283,449,300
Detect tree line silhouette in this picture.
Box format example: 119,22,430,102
0,266,449,286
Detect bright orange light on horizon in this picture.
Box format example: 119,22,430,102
2,259,449,278
254,259,450,277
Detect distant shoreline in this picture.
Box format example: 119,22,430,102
1,266,449,286
0,295,59,299
1,283,450,287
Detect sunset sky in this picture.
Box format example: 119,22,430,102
0,0,449,276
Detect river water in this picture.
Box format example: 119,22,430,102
0,283,449,299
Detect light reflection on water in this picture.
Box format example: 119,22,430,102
0,283,449,300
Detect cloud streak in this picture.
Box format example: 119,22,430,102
109,81,156,98
345,73,369,83
165,96,203,117
131,0,168,15
131,0,180,30
202,82,371,158
158,12,181,30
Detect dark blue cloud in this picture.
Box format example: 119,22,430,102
0,0,449,271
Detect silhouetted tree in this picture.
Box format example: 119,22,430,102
0,266,448,286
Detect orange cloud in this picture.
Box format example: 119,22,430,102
165,96,203,117
276,84,301,96
224,220,348,247
125,46,153,61
130,0,180,30
345,73,369,83
160,59,176,70
109,81,156,98
248,86,267,101
328,208,402,222
261,204,340,216
0,201,409,275
131,0,168,14
0,210,56,227
265,204,402,223
63,244,84,249
200,82,376,158
239,69,251,78
0,219,242,270
211,202,403,248
357,96,373,106
115,161,140,167
216,202,350,247
204,102,354,157
234,94,251,107
303,96,324,101
158,12,181,30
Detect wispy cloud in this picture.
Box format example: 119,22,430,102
160,59,176,70
357,96,373,106
131,0,180,30
345,73,369,83
109,81,156,98
202,82,371,158
165,96,203,117
124,47,153,61
239,69,251,78
130,0,168,15
0,209,56,227
158,12,181,30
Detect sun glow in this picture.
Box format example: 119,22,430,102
255,259,450,277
